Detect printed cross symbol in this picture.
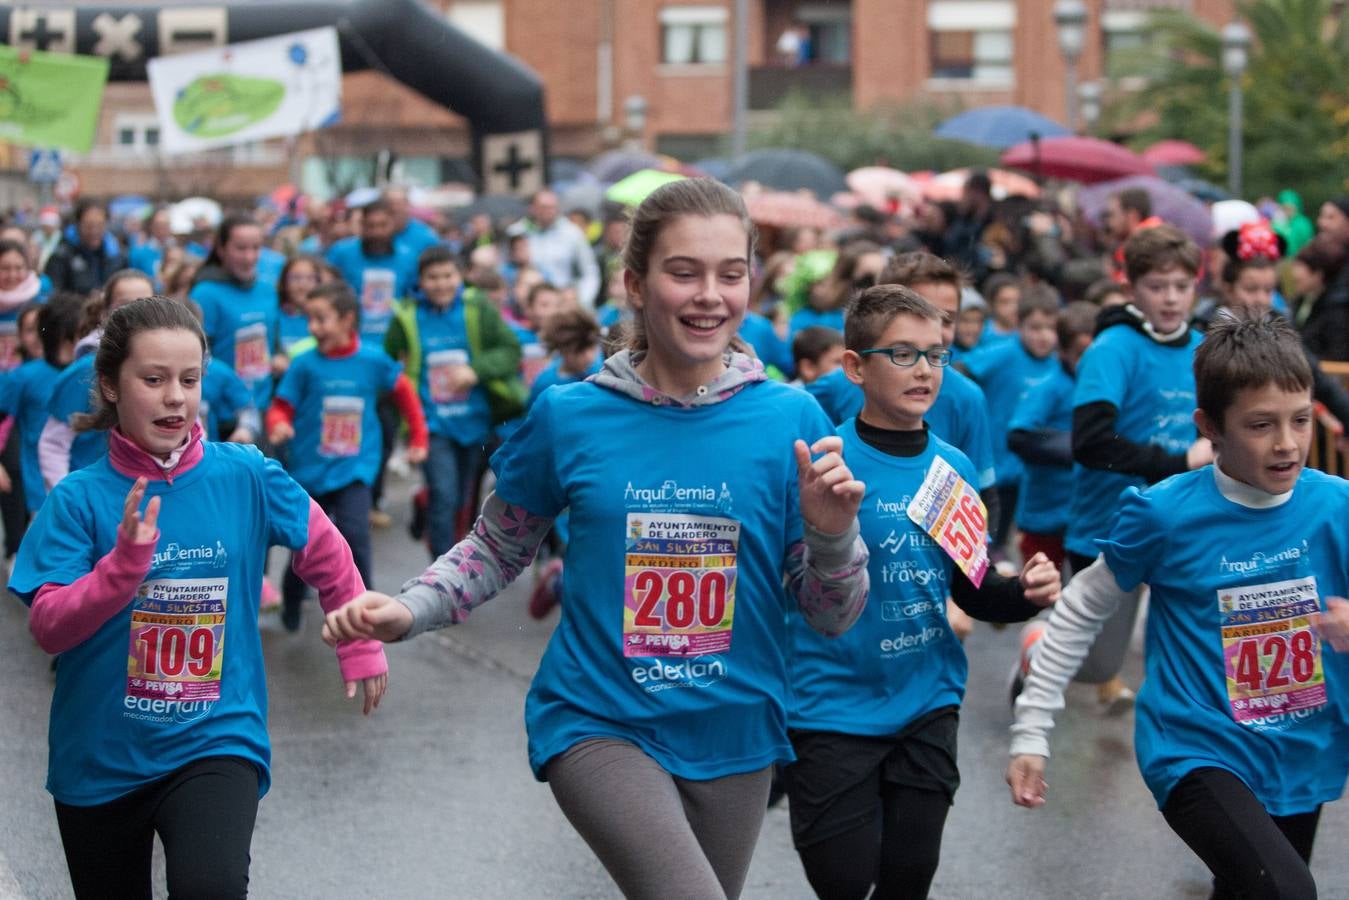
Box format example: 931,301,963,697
19,16,67,51
493,142,535,191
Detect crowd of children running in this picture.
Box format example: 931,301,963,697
6,176,1349,898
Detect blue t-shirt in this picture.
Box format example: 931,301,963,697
804,367,996,489
789,421,972,734
0,358,63,511
189,279,280,410
1008,364,1075,535
492,377,833,781
739,311,794,378
256,247,285,285
527,355,602,408
10,442,311,805
276,308,311,357
275,345,401,496
410,297,493,446
325,237,418,341
1066,325,1201,558
127,242,164,287
1099,468,1349,815
978,320,1017,351
47,353,107,474
395,219,443,259
0,299,28,373
963,339,1059,488
788,307,845,342
199,359,255,442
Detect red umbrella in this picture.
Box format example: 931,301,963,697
1141,139,1207,167
743,190,843,231
1000,136,1156,184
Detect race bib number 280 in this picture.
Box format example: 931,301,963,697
623,513,739,657
907,456,989,587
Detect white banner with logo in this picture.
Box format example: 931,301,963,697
147,26,340,155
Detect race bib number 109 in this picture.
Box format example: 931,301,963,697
623,513,739,657
127,578,228,702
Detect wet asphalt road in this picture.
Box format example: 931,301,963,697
3,471,1348,899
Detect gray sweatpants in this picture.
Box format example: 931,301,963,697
545,738,774,900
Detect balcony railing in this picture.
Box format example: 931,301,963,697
748,64,852,110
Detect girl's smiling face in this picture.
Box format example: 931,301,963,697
625,213,750,387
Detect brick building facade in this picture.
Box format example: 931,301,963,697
59,0,1243,202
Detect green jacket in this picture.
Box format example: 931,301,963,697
385,288,526,423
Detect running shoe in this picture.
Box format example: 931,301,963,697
528,558,564,620
259,579,281,612
1097,676,1136,715
369,508,393,529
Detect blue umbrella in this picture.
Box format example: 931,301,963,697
726,149,847,198
935,106,1071,149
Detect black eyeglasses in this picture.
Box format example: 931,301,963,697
858,344,952,368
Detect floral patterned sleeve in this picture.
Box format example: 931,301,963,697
397,492,554,638
784,520,870,638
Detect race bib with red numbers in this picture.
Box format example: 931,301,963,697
907,456,989,587
126,578,228,703
233,323,270,381
319,395,363,457
1220,576,1326,724
623,513,739,657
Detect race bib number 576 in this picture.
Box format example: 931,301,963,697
623,513,739,657
907,456,989,587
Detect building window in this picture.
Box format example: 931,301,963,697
112,115,161,154
660,5,727,65
927,1,1015,85
447,1,503,51
797,3,852,65
1102,10,1149,80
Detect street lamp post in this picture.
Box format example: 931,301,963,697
623,95,648,152
1222,21,1252,198
1054,0,1088,132
1078,80,1103,135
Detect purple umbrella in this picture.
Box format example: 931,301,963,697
1077,175,1214,248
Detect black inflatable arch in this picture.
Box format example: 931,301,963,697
0,0,549,195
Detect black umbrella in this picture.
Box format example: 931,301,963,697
587,150,666,184
726,149,848,199
452,194,528,228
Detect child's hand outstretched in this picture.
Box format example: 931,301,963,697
121,477,161,545
1311,597,1349,652
268,421,294,446
1006,754,1048,808
406,445,428,465
323,591,413,644
794,436,865,535
1020,552,1060,607
347,672,387,715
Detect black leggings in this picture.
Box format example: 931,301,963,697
54,756,260,900
0,414,26,557
1162,767,1320,900
796,783,950,900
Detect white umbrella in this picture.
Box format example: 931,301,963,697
170,196,222,234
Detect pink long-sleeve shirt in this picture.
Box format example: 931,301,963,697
27,424,387,683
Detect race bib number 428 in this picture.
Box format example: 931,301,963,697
1220,576,1326,724
623,513,739,657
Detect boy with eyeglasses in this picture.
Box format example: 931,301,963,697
783,283,1060,900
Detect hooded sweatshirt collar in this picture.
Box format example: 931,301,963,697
589,349,766,408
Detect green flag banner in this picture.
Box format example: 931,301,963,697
0,47,109,153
